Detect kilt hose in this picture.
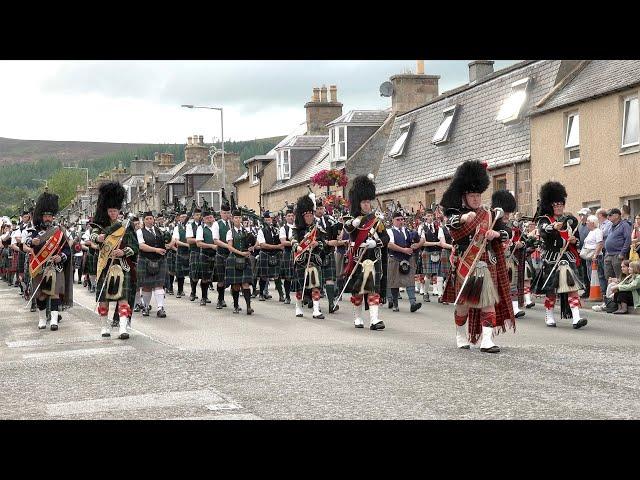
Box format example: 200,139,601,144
189,248,202,280
215,251,230,283
421,249,441,276
225,254,253,286
387,255,416,289
175,247,190,278
280,248,295,281
257,251,283,279
166,249,176,276
136,255,168,289
95,259,135,303
200,251,217,283
440,248,452,278
320,250,337,283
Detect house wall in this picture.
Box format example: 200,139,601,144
531,87,640,214
261,183,344,213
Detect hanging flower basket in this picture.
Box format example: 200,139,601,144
311,169,349,188
323,194,350,216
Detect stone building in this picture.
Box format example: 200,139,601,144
375,60,572,216
530,60,640,217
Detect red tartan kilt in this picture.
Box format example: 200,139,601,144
8,252,19,273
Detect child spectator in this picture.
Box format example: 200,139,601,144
610,260,640,314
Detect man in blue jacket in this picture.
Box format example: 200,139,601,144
604,208,632,281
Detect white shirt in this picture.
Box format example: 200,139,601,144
387,226,408,245
583,228,604,251
279,223,295,242
136,226,159,245
196,223,215,242
226,226,244,242
212,219,233,242
10,228,21,245
186,222,197,239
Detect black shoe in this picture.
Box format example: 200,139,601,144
279,295,285,303
605,303,618,314
313,313,325,319
410,302,422,313
200,299,207,306
176,291,184,298
222,301,227,308
142,308,149,317
50,324,58,331
101,332,110,338
157,308,167,318
258,294,266,302
329,304,339,314
423,293,430,303
246,307,254,315
233,307,240,314
370,321,385,331
167,290,174,296
206,299,211,303
573,318,588,329
216,302,223,309
284,297,291,305
388,301,394,309
133,304,141,313
119,332,129,340
190,294,198,302
355,324,364,329
459,345,471,350
515,310,525,318
265,294,272,299
30,306,37,312
393,303,400,312
251,291,258,298
481,346,500,353
525,303,535,309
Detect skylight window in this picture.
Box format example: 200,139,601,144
496,77,530,124
432,105,457,144
389,122,412,157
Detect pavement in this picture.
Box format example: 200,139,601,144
1,279,639,420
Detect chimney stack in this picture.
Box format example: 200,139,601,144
304,85,343,135
329,85,337,102
389,69,440,115
468,60,494,84
313,87,321,102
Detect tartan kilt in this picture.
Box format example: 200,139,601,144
257,251,282,279
293,255,324,292
166,249,176,275
200,251,217,283
136,255,168,288
175,247,190,278
440,248,452,277
387,255,416,288
17,251,26,271
421,250,441,276
320,250,337,282
225,254,253,286
96,259,134,303
344,258,382,294
87,250,98,276
189,248,202,280
215,252,229,282
280,248,295,280
73,255,83,270
8,251,18,273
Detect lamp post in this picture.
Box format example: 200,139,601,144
181,104,225,190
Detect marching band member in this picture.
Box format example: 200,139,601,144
314,199,341,314
136,211,168,318
186,207,203,302
278,208,296,305
257,211,286,302
196,208,217,306
172,212,190,299
212,203,233,309
386,211,422,313
224,209,255,315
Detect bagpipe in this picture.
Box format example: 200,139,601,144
293,225,318,263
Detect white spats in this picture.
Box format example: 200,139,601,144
37,310,47,329
570,306,582,323
118,316,129,339
142,291,153,309
50,311,59,330
312,300,322,317
512,300,523,317
479,326,496,350
353,303,363,327
435,277,444,296
369,304,381,326
154,288,165,309
101,316,111,337
524,293,534,306
295,299,304,317
456,324,470,348
545,308,556,327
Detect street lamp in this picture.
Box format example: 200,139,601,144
63,165,89,192
181,104,225,190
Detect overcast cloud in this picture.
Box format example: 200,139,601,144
0,60,518,144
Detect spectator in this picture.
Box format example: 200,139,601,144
595,208,612,301
604,208,632,280
580,214,603,298
630,214,640,263
593,259,630,312
609,260,640,314
621,204,632,226
577,208,591,298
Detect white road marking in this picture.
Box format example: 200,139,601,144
7,335,106,348
23,345,135,359
205,402,241,411
47,389,229,416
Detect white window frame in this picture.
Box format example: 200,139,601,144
622,94,640,149
330,126,347,161
564,111,580,166
196,190,222,211
496,77,530,124
432,105,457,144
389,122,413,157
277,149,291,181
251,163,260,185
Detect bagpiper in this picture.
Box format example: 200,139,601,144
417,208,444,301
136,211,168,318
186,207,203,302
490,189,526,319
24,191,74,331
196,207,218,306
440,161,515,353
212,201,233,309
314,199,341,314
386,210,422,312
291,194,327,319
531,181,587,329
156,212,176,296
257,211,286,302
278,208,296,304
171,212,190,298
224,209,256,314
91,182,139,339
341,174,390,330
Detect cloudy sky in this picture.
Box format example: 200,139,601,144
0,60,518,144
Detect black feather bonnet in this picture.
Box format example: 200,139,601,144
348,174,376,217
94,181,126,228
440,160,490,211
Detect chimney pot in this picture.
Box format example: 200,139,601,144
187,136,192,145
468,60,494,84
320,85,328,103
417,60,425,75
329,85,337,102
199,135,204,144
313,87,320,102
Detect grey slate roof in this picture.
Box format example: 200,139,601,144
278,135,328,149
534,60,640,114
327,110,390,126
233,171,249,184
244,154,274,166
183,164,219,176
267,140,331,193
166,175,185,185
376,60,562,195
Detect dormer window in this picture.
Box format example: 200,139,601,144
496,77,530,124
389,122,412,157
251,163,260,184
277,150,291,180
564,111,580,165
432,105,457,145
330,126,347,161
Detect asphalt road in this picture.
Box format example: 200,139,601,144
1,279,639,420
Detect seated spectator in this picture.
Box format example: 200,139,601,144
630,214,640,263
610,260,640,314
593,259,630,312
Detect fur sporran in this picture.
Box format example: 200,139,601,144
268,254,279,267
359,259,376,295
463,260,499,308
235,256,247,270
147,260,160,276
41,265,57,296
430,253,440,263
399,260,411,275
557,260,581,293
105,263,125,300
305,265,321,289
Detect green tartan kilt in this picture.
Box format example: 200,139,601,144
320,250,337,282
293,254,324,292
200,251,217,283
96,259,134,303
225,254,253,286
166,249,176,275
215,252,229,282
175,247,190,278
136,255,168,288
88,250,98,275
17,251,26,271
248,254,258,278
189,248,202,280
280,248,295,280
422,250,441,276
257,251,282,279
